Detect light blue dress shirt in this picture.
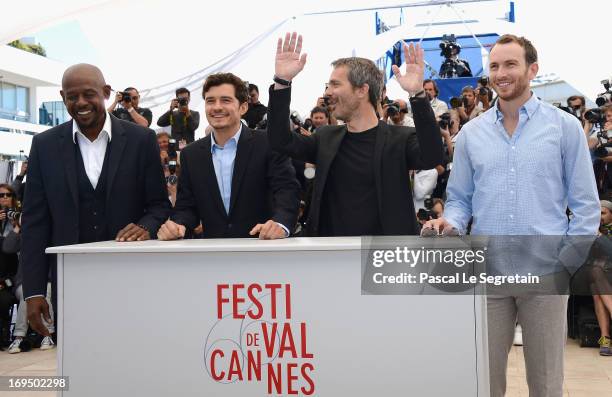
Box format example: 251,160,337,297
444,93,599,236
211,127,241,215
210,126,289,236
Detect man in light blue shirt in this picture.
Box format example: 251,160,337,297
426,35,599,397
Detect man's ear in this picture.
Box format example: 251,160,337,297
528,62,539,80
103,85,111,100
239,101,248,116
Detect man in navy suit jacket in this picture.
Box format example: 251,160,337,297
21,64,171,337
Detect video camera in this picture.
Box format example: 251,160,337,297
438,34,472,79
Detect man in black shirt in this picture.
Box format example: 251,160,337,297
267,32,444,236
108,87,152,127
157,87,200,144
244,84,267,129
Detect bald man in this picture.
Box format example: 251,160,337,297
21,64,171,337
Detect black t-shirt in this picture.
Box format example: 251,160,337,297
319,125,382,236
244,103,267,129
113,107,153,127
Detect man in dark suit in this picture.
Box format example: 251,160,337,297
21,64,171,337
157,73,300,241
268,32,444,236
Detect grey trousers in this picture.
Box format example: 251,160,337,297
13,283,55,337
487,295,568,397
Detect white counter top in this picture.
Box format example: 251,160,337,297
46,236,364,254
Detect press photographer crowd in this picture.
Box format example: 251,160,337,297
1,30,611,397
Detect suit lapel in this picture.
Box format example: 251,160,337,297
106,115,127,204
229,127,254,215
59,124,78,207
315,125,346,200
200,136,228,218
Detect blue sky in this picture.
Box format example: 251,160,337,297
34,20,99,66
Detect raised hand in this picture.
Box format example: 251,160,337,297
391,42,425,96
275,32,307,82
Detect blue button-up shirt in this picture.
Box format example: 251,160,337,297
211,126,242,214
444,93,599,236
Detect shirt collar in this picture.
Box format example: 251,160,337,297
210,124,242,153
73,111,112,143
491,91,540,123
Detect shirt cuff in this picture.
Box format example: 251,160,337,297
276,222,290,238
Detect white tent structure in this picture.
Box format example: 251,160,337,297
2,0,611,140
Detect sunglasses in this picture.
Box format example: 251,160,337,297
0,193,14,198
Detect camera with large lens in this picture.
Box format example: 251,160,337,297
585,108,606,125
166,160,178,186
417,197,438,222
168,138,178,160
595,79,612,107
2,208,21,224
177,97,188,107
478,76,489,87
290,111,303,128
303,119,313,131
387,102,401,116
438,34,472,78
449,96,463,109
439,112,452,130
120,91,132,102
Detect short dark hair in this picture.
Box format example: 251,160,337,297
566,95,585,107
331,57,384,109
310,106,330,119
248,84,259,93
423,79,439,96
124,87,138,94
492,34,538,65
203,73,249,104
156,131,170,139
176,87,190,97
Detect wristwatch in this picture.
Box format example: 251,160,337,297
273,75,292,87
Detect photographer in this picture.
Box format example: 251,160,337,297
0,184,20,348
310,106,330,131
423,79,449,118
157,87,200,144
156,131,180,206
590,105,612,192
243,84,267,129
476,76,494,112
108,87,152,127
438,35,472,78
11,161,27,203
567,95,586,125
453,86,483,126
383,99,415,127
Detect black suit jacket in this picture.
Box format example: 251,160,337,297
171,126,300,238
21,115,171,298
267,86,444,236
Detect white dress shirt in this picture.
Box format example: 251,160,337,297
72,112,112,189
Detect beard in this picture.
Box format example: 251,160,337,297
493,73,530,102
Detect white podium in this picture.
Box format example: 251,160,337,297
48,237,489,396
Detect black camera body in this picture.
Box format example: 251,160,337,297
439,34,461,58
2,208,21,224
586,108,606,125
417,197,438,222
439,112,452,130
387,102,401,116
449,96,466,109
290,111,304,128
177,97,188,107
120,91,132,102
